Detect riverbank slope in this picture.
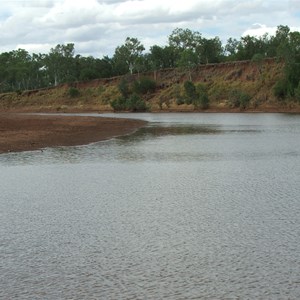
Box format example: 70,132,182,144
0,58,300,113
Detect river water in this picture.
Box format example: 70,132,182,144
1,113,300,299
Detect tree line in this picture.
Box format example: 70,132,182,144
1,25,300,99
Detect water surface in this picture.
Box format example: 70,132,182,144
1,113,300,299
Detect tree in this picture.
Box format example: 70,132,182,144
113,37,145,75
168,28,202,65
177,49,198,80
169,28,202,51
273,26,300,98
44,43,76,86
225,37,239,59
236,35,258,60
0,49,33,91
200,37,223,64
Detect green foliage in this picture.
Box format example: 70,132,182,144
118,78,130,98
251,53,265,62
198,93,210,109
176,97,185,105
181,81,210,108
168,27,223,65
295,82,300,102
170,84,184,105
295,81,300,102
149,45,178,69
228,89,251,109
113,76,150,111
1,24,300,99
110,93,147,112
273,79,288,100
195,83,209,109
132,77,156,94
110,97,127,111
196,83,206,95
113,37,145,74
68,87,80,98
177,49,198,68
126,93,148,111
183,81,197,104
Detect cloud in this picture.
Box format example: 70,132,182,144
0,0,299,57
289,0,300,9
242,23,277,37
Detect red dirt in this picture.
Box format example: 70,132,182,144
0,114,146,153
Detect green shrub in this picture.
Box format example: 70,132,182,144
184,80,197,104
171,84,184,105
133,77,156,94
195,83,209,109
68,87,80,98
209,84,228,101
229,89,251,109
110,94,147,112
126,93,147,112
118,78,130,98
176,97,185,105
192,86,209,109
110,97,127,111
295,81,300,102
273,79,288,100
198,93,210,109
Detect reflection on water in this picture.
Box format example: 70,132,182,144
1,113,300,299
0,119,265,166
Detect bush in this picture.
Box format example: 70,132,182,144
68,87,80,98
273,79,288,100
198,93,210,109
196,83,209,108
176,97,185,105
171,84,184,105
126,93,148,111
110,97,127,111
110,94,147,112
295,81,300,102
133,77,156,94
118,78,130,98
229,89,251,109
184,81,197,104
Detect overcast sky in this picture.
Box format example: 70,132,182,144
1,0,300,57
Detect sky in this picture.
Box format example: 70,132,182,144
0,0,300,58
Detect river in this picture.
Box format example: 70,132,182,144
1,113,300,299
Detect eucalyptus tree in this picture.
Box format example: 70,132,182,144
168,28,202,64
200,37,223,64
44,43,76,86
112,37,145,75
225,37,239,60
177,49,198,80
280,29,300,96
168,28,223,66
0,49,34,91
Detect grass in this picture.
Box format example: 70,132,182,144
0,59,293,112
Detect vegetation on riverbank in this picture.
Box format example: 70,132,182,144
1,25,300,112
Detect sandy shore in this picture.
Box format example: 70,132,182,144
0,113,147,153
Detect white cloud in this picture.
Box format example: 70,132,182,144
242,23,277,37
0,0,299,56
